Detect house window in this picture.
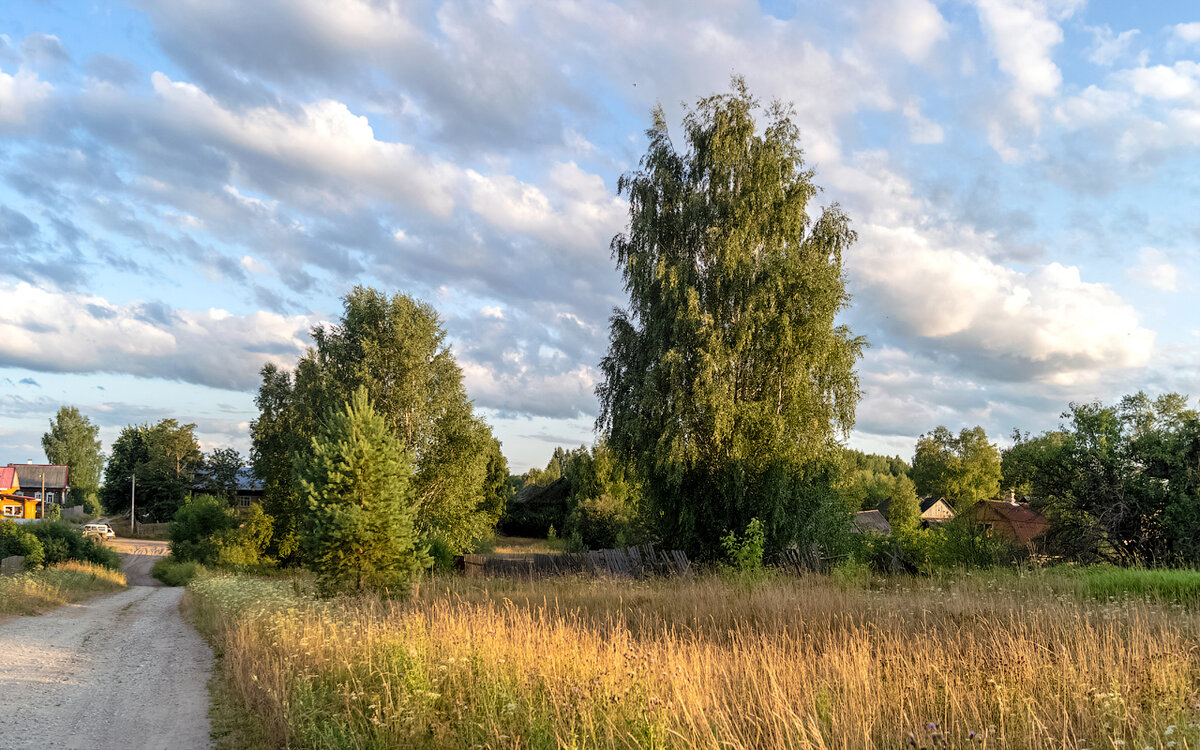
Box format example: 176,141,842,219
46,492,56,504
237,495,253,508
2,505,17,517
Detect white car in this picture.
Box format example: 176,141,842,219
82,523,116,539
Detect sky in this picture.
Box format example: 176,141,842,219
0,0,1197,473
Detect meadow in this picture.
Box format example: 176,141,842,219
184,566,1200,750
0,561,127,617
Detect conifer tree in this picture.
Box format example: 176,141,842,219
297,387,427,594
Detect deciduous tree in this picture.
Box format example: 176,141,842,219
911,426,1001,507
597,78,864,558
41,406,103,512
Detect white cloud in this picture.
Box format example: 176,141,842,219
861,0,948,63
1119,62,1200,101
1128,247,1179,291
1054,85,1135,129
902,100,945,144
973,0,1077,126
1085,25,1140,67
0,66,51,127
1173,22,1200,44
0,282,316,390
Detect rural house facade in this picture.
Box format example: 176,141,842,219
963,498,1049,548
875,496,956,527
7,463,69,507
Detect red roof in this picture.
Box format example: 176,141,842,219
0,467,15,490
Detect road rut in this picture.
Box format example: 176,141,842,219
0,553,212,749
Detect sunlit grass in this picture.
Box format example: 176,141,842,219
187,568,1200,749
0,561,127,617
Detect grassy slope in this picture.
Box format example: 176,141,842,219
185,566,1200,750
0,561,127,617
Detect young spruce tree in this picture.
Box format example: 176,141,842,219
297,387,427,595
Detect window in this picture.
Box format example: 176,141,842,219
2,505,17,517
46,492,55,504
237,495,253,508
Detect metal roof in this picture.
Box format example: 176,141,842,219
7,464,69,488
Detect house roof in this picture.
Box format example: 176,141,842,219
0,467,16,490
236,467,263,492
968,500,1049,546
875,495,955,520
853,509,892,535
7,464,68,488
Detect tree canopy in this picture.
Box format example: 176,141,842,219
101,419,202,521
911,426,1001,507
41,406,103,511
597,78,864,558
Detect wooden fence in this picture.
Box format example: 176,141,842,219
462,544,691,579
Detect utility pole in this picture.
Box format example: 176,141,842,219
130,474,136,536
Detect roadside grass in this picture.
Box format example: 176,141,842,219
187,567,1200,749
0,561,127,617
153,557,205,587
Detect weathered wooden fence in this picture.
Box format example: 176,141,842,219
462,544,691,579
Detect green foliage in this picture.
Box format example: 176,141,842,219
152,557,203,587
199,447,243,497
101,419,203,521
41,405,103,510
0,520,46,569
297,387,429,595
170,494,238,564
215,504,275,569
251,363,306,565
44,503,61,522
1023,392,1200,565
26,521,120,570
911,425,1001,507
721,518,766,571
566,494,633,550
425,534,457,573
597,78,864,559
883,475,921,532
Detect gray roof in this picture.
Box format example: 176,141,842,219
8,463,68,488
236,467,263,492
853,509,892,535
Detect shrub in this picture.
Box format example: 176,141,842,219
170,494,238,564
0,520,46,570
215,505,274,568
722,518,766,572
152,557,203,587
425,534,456,573
566,493,633,549
27,521,120,570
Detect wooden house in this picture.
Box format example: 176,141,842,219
1,493,40,520
963,499,1049,548
875,495,956,527
852,509,892,535
7,463,69,507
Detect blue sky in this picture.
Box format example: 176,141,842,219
0,0,1197,472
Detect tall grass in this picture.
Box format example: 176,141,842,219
0,561,127,617
188,570,1200,749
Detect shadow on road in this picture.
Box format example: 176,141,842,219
108,538,170,587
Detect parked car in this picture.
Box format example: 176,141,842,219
82,523,116,539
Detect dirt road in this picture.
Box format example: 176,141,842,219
108,538,171,587
0,540,213,750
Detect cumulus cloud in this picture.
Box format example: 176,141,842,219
0,66,51,128
1085,26,1140,67
0,282,317,390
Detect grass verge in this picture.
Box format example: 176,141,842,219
0,561,127,617
153,557,204,587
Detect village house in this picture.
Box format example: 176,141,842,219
0,466,41,520
875,495,956,527
192,467,265,511
7,462,70,507
963,491,1049,549
852,509,892,535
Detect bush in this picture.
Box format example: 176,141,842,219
565,493,633,549
215,505,274,569
425,534,456,573
27,521,120,570
170,494,237,564
152,557,203,587
0,520,46,570
722,518,766,572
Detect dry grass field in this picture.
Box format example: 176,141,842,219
0,561,127,618
188,568,1200,749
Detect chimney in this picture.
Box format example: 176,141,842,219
26,459,32,465
1007,488,1017,505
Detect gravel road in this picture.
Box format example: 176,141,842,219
0,540,213,750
